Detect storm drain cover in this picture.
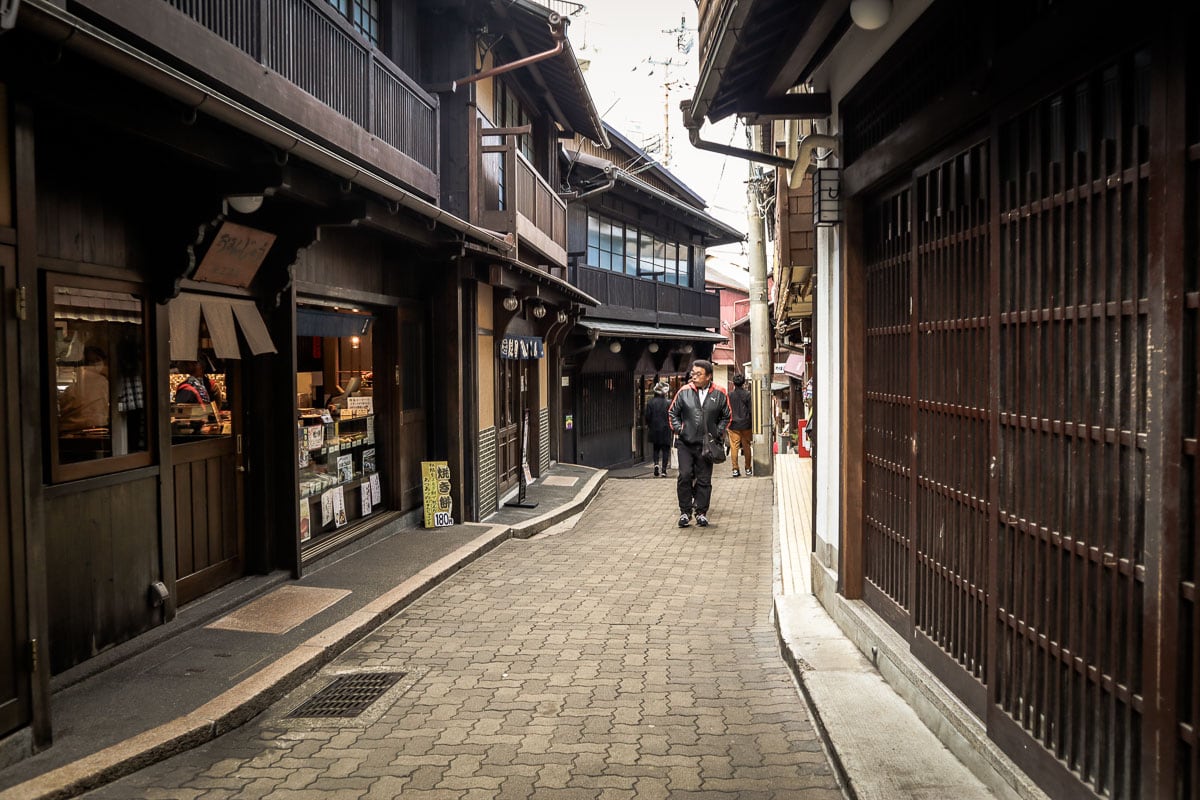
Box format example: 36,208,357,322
287,671,406,718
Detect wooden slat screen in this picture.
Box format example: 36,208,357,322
863,188,913,612
995,52,1150,800
913,142,991,694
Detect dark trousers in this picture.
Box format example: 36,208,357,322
652,443,670,472
676,442,713,515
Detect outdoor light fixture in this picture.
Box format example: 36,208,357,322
813,167,842,226
850,0,892,30
531,302,547,319
609,340,622,353
648,342,659,353
556,310,569,324
502,293,520,312
225,194,264,214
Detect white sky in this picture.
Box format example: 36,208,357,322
567,0,751,254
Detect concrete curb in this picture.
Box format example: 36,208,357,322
808,557,1049,800
3,469,609,800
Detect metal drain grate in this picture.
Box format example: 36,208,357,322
287,671,406,718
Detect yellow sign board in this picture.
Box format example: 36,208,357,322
421,461,454,528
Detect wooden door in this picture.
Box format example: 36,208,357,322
396,305,427,511
0,245,28,736
497,357,519,493
172,363,244,606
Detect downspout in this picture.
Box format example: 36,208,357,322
558,165,616,201
17,0,515,254
680,99,794,169
446,15,566,92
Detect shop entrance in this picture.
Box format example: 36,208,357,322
169,354,244,605
395,304,427,511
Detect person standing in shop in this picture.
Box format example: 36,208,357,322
173,360,219,405
668,360,731,528
727,373,753,477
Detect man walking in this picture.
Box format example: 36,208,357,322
727,373,753,477
668,359,731,528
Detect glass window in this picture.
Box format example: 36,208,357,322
326,0,380,45
625,227,639,275
296,308,383,544
48,276,151,481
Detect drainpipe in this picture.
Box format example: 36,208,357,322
788,133,838,189
680,99,794,169
558,165,615,201
445,15,566,93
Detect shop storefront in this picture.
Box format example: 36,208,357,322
294,306,384,547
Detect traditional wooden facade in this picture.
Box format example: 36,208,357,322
559,123,742,469
692,1,1199,798
0,0,596,760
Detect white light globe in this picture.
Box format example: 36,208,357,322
850,0,892,30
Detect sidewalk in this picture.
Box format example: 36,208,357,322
0,463,605,800
772,455,1004,800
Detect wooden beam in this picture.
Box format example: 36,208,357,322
736,93,831,124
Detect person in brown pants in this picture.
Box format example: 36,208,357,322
727,373,753,476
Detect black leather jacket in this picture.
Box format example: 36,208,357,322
668,381,732,447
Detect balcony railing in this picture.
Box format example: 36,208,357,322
573,266,720,326
478,121,567,269
162,0,438,174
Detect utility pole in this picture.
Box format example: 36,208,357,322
746,126,773,477
644,57,676,165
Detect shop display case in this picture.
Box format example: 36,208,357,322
297,406,381,539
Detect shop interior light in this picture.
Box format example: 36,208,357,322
350,335,360,349
531,302,547,319
609,340,622,354
648,342,659,353
556,310,569,324
850,0,891,30
225,194,263,214
502,293,520,312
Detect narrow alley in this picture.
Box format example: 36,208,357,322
84,473,842,799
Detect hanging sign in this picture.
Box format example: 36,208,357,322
421,461,454,527
193,221,276,287
500,335,544,360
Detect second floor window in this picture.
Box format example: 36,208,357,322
495,81,534,164
587,212,691,287
327,0,380,46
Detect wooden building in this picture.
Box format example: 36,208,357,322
559,123,742,469
691,1,1200,798
0,0,601,759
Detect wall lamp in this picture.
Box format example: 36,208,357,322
850,0,892,30
609,340,622,354
225,194,264,214
502,292,520,312
531,301,547,319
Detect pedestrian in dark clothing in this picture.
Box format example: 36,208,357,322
668,359,731,528
644,381,673,477
727,373,753,476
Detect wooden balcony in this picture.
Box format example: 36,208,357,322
477,122,568,271
77,0,439,197
572,266,720,329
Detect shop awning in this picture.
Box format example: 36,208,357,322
577,319,727,343
783,353,806,380
168,294,277,362
296,308,374,338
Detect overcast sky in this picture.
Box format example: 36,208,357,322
569,0,750,251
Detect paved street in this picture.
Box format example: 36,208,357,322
86,474,842,799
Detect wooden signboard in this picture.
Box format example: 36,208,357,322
193,221,276,287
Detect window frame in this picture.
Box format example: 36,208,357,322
45,272,154,483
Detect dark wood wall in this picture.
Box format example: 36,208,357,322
43,477,160,673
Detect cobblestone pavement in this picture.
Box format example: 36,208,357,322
86,475,843,799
